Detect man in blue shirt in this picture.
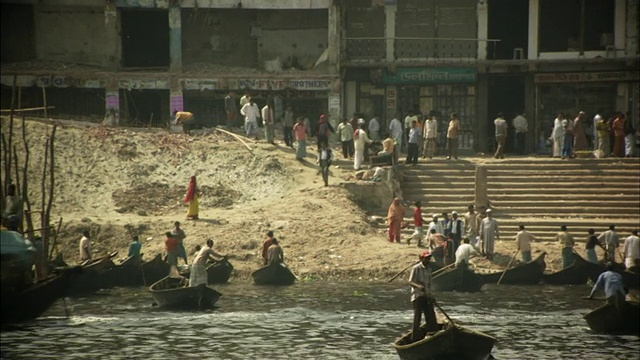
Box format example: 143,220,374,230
128,236,142,258
588,262,626,309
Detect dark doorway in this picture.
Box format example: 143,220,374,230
119,89,169,127
487,75,525,153
121,9,170,68
1,4,35,63
184,91,224,128
488,0,528,59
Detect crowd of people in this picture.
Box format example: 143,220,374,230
387,199,640,273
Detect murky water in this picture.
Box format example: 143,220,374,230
1,282,639,360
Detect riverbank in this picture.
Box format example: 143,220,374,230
2,117,609,281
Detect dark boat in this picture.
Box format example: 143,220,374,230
432,264,484,292
141,253,171,285
252,263,297,286
392,321,496,360
542,264,588,286
149,276,221,310
573,254,640,289
180,258,234,284
476,252,546,285
0,267,80,326
67,252,118,296
102,255,144,288
584,301,640,335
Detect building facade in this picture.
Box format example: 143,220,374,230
1,0,638,154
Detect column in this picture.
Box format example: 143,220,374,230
523,75,535,154
614,0,626,54
475,166,488,209
327,1,340,75
527,0,539,60
104,3,119,71
477,75,489,153
105,77,119,126
477,1,489,60
384,4,396,63
168,6,182,72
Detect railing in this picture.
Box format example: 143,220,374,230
344,37,501,63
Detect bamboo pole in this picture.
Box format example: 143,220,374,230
22,116,34,240
0,106,56,113
214,127,255,156
42,85,48,119
497,249,520,285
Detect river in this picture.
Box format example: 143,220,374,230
1,282,639,359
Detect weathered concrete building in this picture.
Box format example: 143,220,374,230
1,0,638,154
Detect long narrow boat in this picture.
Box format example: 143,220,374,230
583,300,640,335
149,276,221,310
141,253,170,285
180,258,234,284
392,321,496,360
102,255,143,288
0,267,80,326
67,252,118,296
252,262,297,286
542,264,588,286
432,264,484,292
573,253,640,289
476,252,546,285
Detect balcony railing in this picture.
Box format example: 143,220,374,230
344,37,501,64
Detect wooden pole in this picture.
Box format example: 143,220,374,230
214,127,255,155
22,116,35,240
0,106,56,113
388,261,420,283
497,249,520,285
48,217,63,261
42,85,48,119
433,301,456,327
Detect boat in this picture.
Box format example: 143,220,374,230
583,300,640,335
0,267,80,326
476,252,546,285
149,276,221,310
392,321,496,360
180,258,234,284
252,262,297,286
432,263,484,292
542,264,588,285
141,253,171,285
1,230,36,293
67,252,118,296
573,253,640,289
102,255,144,288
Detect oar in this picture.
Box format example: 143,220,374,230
388,261,420,283
433,300,456,327
497,249,520,285
582,296,606,301
432,255,480,277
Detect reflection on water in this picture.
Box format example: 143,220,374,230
1,282,639,359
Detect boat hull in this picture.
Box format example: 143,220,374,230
477,252,546,285
432,265,484,293
542,264,588,285
149,276,221,310
584,301,640,335
392,322,496,360
180,259,234,284
252,263,296,286
573,254,640,289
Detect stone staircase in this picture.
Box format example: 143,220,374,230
376,158,640,242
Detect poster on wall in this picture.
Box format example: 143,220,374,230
328,95,341,122
170,94,184,113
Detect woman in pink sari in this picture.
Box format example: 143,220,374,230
387,198,405,243
185,176,199,220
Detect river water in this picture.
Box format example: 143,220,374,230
1,282,639,360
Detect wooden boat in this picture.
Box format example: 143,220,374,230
542,264,588,285
141,253,171,285
392,321,496,360
0,267,80,326
67,252,118,296
476,252,546,285
252,262,297,286
584,300,640,335
432,264,484,293
180,258,234,284
573,254,640,289
102,255,143,288
149,276,221,310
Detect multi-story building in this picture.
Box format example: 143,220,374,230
1,0,638,154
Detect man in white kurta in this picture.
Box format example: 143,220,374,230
455,237,479,267
479,209,499,259
623,230,639,270
240,100,261,138
368,116,380,141
353,122,372,170
389,117,403,153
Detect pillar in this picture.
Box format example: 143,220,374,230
169,6,182,72
527,0,539,60
523,75,535,154
477,75,489,153
477,1,489,60
104,3,120,71
327,1,340,76
475,166,488,209
384,4,396,63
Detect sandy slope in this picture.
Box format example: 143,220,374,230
1,117,590,280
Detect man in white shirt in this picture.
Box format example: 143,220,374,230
403,111,418,153
427,214,444,236
422,111,438,159
455,237,479,267
353,121,372,170
79,230,92,262
368,116,380,142
515,224,536,263
463,204,478,241
389,115,403,152
261,100,276,144
512,111,528,155
623,230,640,270
240,99,261,139
593,109,603,150
189,239,226,287
598,225,620,262
494,113,507,159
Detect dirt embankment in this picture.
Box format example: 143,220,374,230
1,117,579,281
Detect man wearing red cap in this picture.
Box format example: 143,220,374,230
409,251,438,341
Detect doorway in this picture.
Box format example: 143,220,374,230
120,89,169,127
488,0,528,60
121,9,170,68
487,75,525,153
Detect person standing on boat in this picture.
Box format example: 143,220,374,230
585,229,605,264
172,221,188,265
261,231,275,266
128,236,142,258
598,225,620,263
557,225,575,269
455,237,479,267
588,262,626,310
164,232,179,274
267,238,284,266
408,251,439,341
79,230,92,262
623,230,640,270
189,239,226,287
515,225,536,263
479,209,499,260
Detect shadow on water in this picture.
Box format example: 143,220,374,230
1,282,639,359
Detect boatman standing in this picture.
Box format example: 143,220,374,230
588,262,626,310
409,251,439,342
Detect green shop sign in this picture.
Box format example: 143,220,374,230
382,68,477,84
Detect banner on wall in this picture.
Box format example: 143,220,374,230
382,68,477,84
534,71,640,83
